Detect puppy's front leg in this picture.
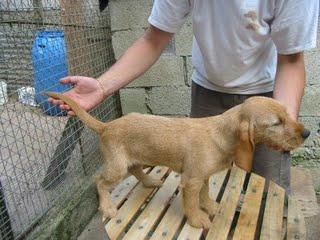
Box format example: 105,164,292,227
200,179,218,216
129,165,163,188
182,177,211,229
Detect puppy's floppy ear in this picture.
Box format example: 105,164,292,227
235,120,255,172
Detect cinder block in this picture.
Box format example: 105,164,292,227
109,0,152,31
299,86,320,116
147,86,191,115
163,38,176,55
298,117,320,148
186,56,193,86
175,16,193,56
305,49,320,86
128,56,185,87
292,147,320,163
81,2,109,28
112,29,144,58
120,88,148,114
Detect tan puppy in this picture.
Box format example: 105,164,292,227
46,92,309,229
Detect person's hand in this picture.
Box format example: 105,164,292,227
48,76,105,116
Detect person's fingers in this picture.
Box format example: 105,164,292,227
60,76,80,84
68,111,75,116
48,97,63,104
59,104,71,110
49,98,64,105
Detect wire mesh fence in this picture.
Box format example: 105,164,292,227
0,0,121,238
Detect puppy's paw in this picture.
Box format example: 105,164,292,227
187,210,211,229
142,178,163,188
100,206,117,223
201,201,219,217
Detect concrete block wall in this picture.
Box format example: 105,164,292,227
109,0,192,117
293,46,320,166
109,1,320,166
292,14,320,169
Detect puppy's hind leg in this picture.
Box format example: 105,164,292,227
95,174,119,222
129,165,163,188
95,146,128,222
200,179,218,217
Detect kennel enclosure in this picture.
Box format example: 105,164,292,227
0,1,122,238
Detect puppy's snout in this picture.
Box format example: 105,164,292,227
301,129,310,139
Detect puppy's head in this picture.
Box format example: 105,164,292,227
239,96,309,152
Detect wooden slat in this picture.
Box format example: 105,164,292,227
105,167,168,239
206,166,246,240
291,167,319,217
122,172,181,240
110,168,151,207
260,181,285,240
111,176,139,207
287,196,306,240
233,173,265,240
209,169,228,200
177,223,203,240
149,192,184,240
177,169,228,240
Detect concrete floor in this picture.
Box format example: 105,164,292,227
0,102,86,236
78,213,108,240
1,96,115,238
305,195,320,240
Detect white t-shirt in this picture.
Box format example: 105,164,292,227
148,0,319,94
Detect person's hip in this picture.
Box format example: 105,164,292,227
190,81,273,117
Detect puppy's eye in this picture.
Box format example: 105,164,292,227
273,119,283,126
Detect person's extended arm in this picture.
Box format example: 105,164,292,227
98,26,173,96
49,25,173,115
273,53,306,120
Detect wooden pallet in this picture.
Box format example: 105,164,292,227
104,166,306,240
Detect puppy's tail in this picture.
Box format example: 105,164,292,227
46,92,105,134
